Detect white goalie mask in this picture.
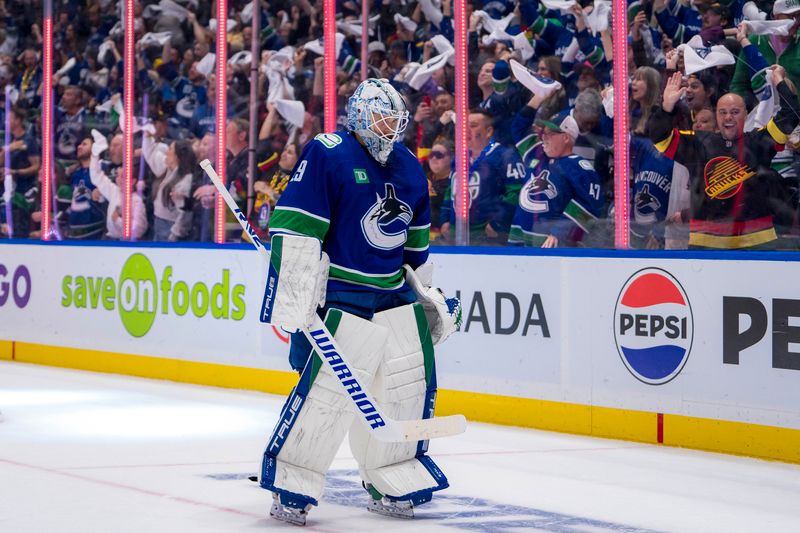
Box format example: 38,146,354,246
346,78,409,165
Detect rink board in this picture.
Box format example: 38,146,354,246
2,241,800,463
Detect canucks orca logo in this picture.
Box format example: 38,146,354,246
633,184,661,224
360,183,413,250
533,73,556,85
694,47,712,59
613,268,693,385
519,170,557,214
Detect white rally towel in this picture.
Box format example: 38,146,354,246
743,19,794,36
510,59,562,98
482,28,515,46
679,35,735,76
394,14,418,33
512,33,535,62
304,33,345,58
195,53,216,76
266,47,296,103
160,0,189,21
408,50,453,90
241,1,255,25
745,69,778,132
472,10,515,34
140,32,172,47
228,50,252,67
419,0,444,26
394,62,421,86
603,87,614,118
430,34,456,65
741,1,767,20
275,99,306,129
539,0,578,12
585,1,611,34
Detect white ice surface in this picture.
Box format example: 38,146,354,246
2,361,800,533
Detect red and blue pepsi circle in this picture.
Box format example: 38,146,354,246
613,268,693,385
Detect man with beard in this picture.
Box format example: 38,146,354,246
648,67,800,249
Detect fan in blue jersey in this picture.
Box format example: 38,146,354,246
509,111,604,247
439,109,527,245
259,79,461,526
630,136,691,249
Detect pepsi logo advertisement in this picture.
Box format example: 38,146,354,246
613,268,694,385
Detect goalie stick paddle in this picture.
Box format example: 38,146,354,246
199,159,466,442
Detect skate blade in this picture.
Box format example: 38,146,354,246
366,500,414,519
270,503,308,526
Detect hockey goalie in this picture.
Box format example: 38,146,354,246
257,78,462,525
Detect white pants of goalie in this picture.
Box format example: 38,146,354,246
259,304,447,510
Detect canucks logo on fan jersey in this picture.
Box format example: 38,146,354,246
360,183,413,250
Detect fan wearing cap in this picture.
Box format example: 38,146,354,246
261,78,460,525
730,0,800,98
509,110,604,248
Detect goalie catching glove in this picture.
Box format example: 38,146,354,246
403,263,461,345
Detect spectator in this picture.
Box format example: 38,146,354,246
647,69,800,249
89,130,148,240
66,135,106,240
142,133,197,242
426,137,453,240
16,48,42,109
440,109,525,245
0,106,40,238
630,66,663,135
509,111,604,247
55,85,88,161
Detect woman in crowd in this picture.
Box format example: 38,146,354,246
142,134,197,241
630,66,662,135
426,137,453,240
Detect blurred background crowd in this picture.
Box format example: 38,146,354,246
0,0,799,250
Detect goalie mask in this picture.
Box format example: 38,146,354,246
346,78,409,165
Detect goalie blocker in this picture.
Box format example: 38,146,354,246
259,234,454,517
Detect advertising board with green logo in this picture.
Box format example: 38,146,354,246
61,253,246,337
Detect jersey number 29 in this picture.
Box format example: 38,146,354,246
291,160,307,182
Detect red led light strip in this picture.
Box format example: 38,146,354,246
215,0,229,244
40,2,53,240
122,0,135,239
613,0,630,249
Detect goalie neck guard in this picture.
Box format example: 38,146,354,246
346,78,409,165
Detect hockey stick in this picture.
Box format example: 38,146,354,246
199,159,466,442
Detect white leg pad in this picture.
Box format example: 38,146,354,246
261,309,388,505
349,304,448,500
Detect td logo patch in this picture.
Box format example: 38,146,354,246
354,168,369,184
613,268,693,385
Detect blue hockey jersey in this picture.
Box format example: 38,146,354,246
630,136,674,243
439,140,526,234
509,145,603,247
269,131,430,294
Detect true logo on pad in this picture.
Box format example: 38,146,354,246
613,268,693,385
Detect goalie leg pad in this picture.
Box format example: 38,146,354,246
349,303,448,501
261,308,388,505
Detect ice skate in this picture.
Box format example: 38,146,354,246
364,484,414,519
366,496,414,519
269,493,311,526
